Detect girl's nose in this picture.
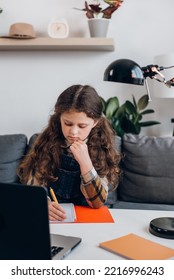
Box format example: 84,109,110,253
69,126,78,135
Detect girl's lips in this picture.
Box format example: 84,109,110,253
68,137,79,142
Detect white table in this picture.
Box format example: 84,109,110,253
50,209,174,260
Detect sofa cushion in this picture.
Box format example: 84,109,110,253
0,134,27,183
27,133,39,152
118,134,174,204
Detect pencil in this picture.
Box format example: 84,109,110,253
50,187,59,204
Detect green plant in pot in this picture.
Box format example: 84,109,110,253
101,94,160,137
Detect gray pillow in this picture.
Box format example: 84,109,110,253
0,134,27,183
27,133,39,152
118,134,174,204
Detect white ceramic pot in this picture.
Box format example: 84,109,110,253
88,18,110,37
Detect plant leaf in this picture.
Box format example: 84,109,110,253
105,97,119,119
100,96,106,114
120,116,141,134
112,119,124,137
132,95,137,109
139,121,161,127
137,95,149,111
124,101,137,115
141,109,155,115
115,104,125,118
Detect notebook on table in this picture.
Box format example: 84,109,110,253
99,233,174,260
74,205,114,223
0,182,81,260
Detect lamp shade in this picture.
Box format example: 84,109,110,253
104,59,144,85
153,54,174,98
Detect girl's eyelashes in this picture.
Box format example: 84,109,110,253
64,122,87,129
79,124,88,128
64,122,72,126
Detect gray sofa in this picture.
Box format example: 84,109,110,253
0,133,174,211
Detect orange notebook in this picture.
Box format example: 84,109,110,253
74,205,114,223
99,233,174,260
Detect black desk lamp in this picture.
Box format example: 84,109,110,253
104,58,174,102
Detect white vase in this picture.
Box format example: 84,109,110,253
88,18,110,38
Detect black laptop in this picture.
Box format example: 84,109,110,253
0,182,81,260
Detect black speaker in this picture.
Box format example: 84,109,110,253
149,217,174,239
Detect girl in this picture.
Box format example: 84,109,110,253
18,85,121,221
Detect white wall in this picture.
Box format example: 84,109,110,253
0,0,174,138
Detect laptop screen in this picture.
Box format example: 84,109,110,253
0,183,52,260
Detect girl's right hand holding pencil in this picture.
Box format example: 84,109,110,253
48,187,66,221
48,200,66,221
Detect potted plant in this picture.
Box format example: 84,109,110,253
101,94,160,137
75,0,124,37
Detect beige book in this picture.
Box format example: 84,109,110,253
99,233,174,260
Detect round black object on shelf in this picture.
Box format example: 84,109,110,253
149,217,174,239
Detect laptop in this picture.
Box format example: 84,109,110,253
0,182,81,260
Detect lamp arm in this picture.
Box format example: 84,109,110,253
162,65,174,69
144,78,152,102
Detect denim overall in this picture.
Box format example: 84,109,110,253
49,152,88,206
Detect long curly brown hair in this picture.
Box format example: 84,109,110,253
18,85,121,189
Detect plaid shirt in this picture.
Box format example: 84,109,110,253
80,167,108,208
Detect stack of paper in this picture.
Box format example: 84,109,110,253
59,203,76,222
50,203,76,223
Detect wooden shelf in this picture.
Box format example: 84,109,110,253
0,37,115,51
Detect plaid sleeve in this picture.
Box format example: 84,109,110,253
80,167,108,208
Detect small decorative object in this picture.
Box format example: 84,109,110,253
48,19,69,38
1,22,36,39
0,7,3,14
101,94,160,137
74,1,123,37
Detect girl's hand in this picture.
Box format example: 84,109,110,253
48,200,66,221
69,140,93,173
